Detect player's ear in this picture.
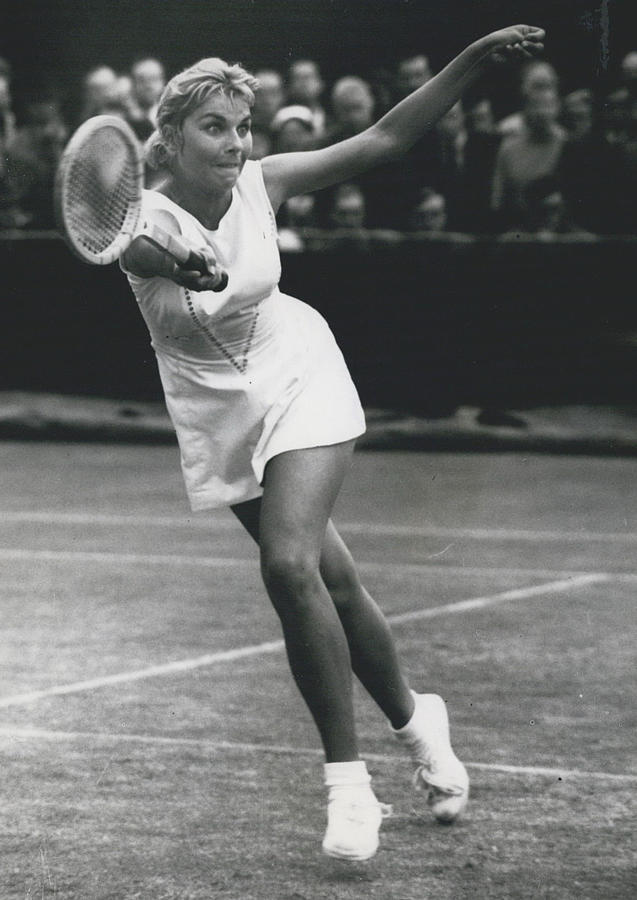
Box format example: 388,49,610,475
162,123,183,155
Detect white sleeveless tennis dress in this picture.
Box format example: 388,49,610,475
123,160,366,510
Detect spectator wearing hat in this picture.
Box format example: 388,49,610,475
270,105,318,235
270,104,316,153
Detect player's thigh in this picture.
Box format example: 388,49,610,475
259,441,356,562
232,496,361,598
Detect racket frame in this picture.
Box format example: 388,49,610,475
54,115,146,266
55,114,224,285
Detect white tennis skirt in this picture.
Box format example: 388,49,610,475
154,290,366,510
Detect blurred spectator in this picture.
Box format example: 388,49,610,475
368,66,394,117
459,97,502,232
561,84,637,234
433,102,467,229
6,93,68,229
78,65,118,122
394,54,432,98
0,60,16,145
286,60,326,137
561,88,594,141
491,90,566,231
328,183,366,229
277,193,317,252
497,60,559,137
361,52,439,229
315,77,375,223
612,50,637,108
270,104,316,153
409,187,448,232
0,60,24,228
252,68,285,130
500,175,595,239
250,68,285,160
127,57,166,142
325,76,375,142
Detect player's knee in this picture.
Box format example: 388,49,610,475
261,547,321,601
320,553,362,610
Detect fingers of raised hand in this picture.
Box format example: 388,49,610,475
491,25,545,63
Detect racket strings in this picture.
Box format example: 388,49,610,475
63,127,139,257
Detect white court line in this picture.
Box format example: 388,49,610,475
2,510,636,544
386,574,606,624
1,546,635,584
0,547,252,569
0,575,604,709
0,640,284,708
0,726,634,785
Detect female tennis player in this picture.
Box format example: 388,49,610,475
121,24,544,861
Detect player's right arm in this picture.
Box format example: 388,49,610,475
121,208,224,291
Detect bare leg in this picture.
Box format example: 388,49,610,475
233,499,414,731
320,521,414,729
242,442,360,763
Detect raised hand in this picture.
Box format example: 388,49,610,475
485,25,545,64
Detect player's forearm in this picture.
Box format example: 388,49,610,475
374,36,493,153
122,234,188,280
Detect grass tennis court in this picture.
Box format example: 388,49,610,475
0,442,635,899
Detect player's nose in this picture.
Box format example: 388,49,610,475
226,128,243,151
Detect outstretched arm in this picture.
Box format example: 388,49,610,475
262,25,545,210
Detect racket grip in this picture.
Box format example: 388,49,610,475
184,250,228,292
184,249,211,274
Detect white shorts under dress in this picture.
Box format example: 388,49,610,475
123,161,365,510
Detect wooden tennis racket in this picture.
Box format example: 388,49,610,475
54,114,227,288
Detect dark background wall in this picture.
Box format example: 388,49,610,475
2,234,635,410
1,2,635,409
0,1,631,116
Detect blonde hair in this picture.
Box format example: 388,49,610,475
145,57,259,169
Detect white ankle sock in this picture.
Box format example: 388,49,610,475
324,760,371,789
392,689,421,737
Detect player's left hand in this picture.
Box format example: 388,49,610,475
485,25,545,64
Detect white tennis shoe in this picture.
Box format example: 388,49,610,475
322,787,389,861
393,691,469,824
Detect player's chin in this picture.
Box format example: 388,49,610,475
213,162,244,182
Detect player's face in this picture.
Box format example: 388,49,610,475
177,92,253,195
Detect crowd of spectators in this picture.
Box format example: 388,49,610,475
1,48,637,238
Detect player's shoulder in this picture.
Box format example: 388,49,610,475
142,188,176,212
141,188,191,232
238,158,263,188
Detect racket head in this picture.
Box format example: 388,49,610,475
54,115,144,265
